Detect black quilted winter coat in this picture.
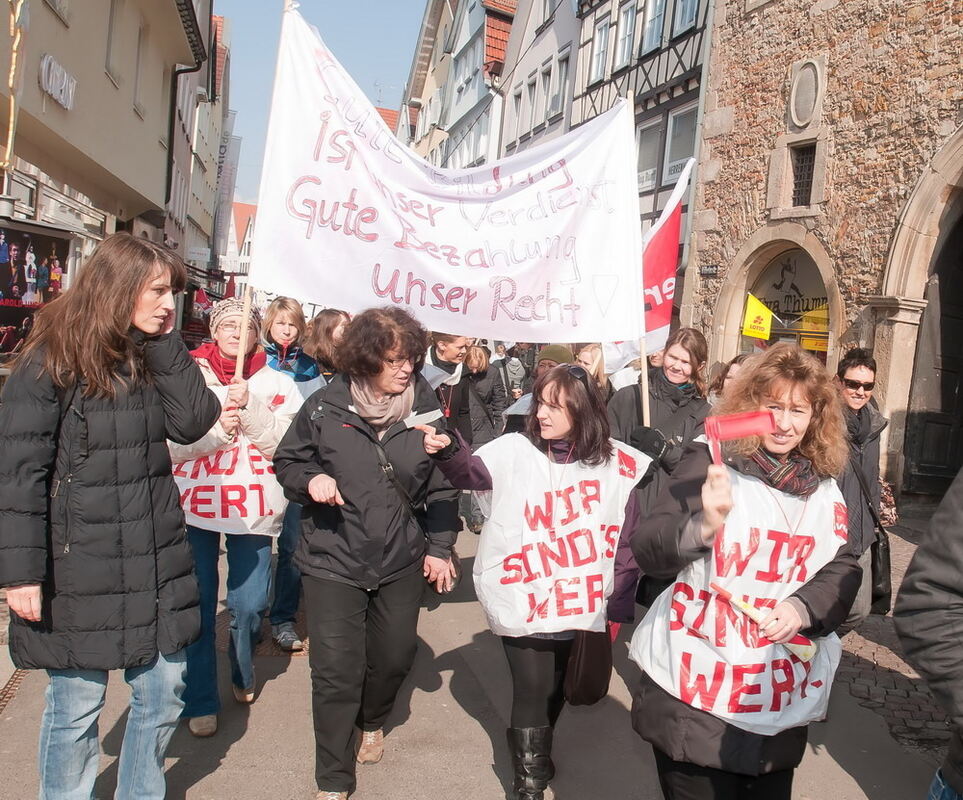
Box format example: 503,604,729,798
0,332,220,670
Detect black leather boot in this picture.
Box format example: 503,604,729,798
506,726,554,800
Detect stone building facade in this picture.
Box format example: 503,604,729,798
682,0,963,493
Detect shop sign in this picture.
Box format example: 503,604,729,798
751,249,828,318
39,54,77,111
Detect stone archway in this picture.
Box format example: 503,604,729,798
708,222,846,367
872,125,963,492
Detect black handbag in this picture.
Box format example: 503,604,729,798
850,458,892,615
563,628,613,706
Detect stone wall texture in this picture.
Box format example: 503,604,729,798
687,0,963,338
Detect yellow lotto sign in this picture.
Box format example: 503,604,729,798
742,293,773,340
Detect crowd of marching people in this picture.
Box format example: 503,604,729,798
1,232,960,800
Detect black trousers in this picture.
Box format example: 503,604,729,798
501,635,574,728
653,749,794,800
303,570,424,792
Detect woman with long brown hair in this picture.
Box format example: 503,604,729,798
0,232,219,799
419,364,649,800
303,307,350,381
628,343,860,800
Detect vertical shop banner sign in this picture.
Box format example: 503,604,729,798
250,9,644,343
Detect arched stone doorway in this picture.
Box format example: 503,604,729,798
707,222,845,368
873,125,963,494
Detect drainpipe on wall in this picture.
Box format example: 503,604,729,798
678,0,718,333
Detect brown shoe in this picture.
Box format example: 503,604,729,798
356,728,384,764
232,683,255,704
187,714,217,737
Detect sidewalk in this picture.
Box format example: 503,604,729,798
0,531,939,799
838,502,952,758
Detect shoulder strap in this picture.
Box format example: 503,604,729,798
849,455,885,533
372,439,427,534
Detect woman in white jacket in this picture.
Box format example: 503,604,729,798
169,298,302,738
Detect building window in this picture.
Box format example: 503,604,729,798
664,103,697,184
513,90,523,139
791,143,816,206
540,65,552,123
615,3,637,70
640,0,666,53
637,121,661,191
550,54,569,117
105,0,121,82
589,17,610,84
527,78,537,131
542,0,554,23
133,20,148,117
672,0,698,37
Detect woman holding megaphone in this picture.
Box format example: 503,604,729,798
628,343,861,800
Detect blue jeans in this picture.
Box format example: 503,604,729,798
38,649,186,800
930,770,963,800
182,527,273,717
269,502,302,626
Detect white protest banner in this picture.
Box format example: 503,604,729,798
603,156,695,371
250,9,644,343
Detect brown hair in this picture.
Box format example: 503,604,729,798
303,308,349,366
716,343,848,478
336,306,429,377
525,365,613,466
16,232,186,397
708,353,751,397
663,327,709,397
465,345,490,374
261,296,306,346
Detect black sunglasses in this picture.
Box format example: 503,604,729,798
562,364,592,393
842,378,875,392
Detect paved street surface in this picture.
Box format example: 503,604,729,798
0,526,942,799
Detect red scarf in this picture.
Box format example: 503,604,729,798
192,341,266,385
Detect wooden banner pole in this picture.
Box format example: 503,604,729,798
234,284,253,380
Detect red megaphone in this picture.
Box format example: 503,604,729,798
704,410,776,465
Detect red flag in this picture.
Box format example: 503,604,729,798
224,274,236,299
602,158,694,371
641,157,694,352
193,287,213,315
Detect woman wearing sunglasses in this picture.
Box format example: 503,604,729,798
418,364,649,800
834,347,887,633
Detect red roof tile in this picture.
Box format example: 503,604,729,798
481,0,516,15
232,202,256,245
376,107,400,131
212,16,227,97
485,14,513,69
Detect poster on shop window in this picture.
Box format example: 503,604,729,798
0,227,71,357
249,8,645,344
472,434,650,636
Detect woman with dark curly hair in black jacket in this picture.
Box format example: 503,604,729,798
274,306,459,800
0,232,219,800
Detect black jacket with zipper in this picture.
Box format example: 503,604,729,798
0,332,220,670
273,373,459,590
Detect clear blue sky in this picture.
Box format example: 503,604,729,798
212,0,424,203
